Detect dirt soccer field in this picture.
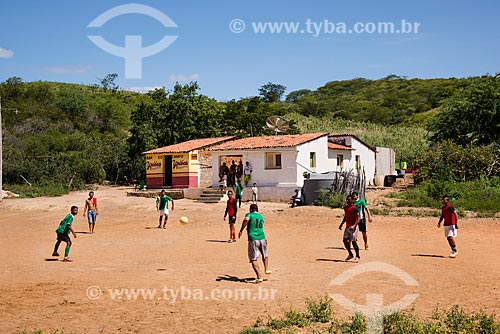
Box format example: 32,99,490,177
0,186,499,333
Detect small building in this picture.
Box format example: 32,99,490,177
208,133,332,188
143,136,234,189
327,135,377,185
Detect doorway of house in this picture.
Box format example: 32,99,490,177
164,155,172,187
219,155,243,187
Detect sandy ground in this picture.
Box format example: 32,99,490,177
0,186,499,334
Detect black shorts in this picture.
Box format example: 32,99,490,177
56,233,71,243
358,218,367,232
235,194,242,199
228,216,236,224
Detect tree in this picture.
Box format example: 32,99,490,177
99,73,119,92
127,82,225,177
285,89,312,102
259,82,287,102
428,75,500,145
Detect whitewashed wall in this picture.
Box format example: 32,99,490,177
328,137,376,186
210,135,335,188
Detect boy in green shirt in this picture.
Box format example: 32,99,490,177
352,192,373,250
238,204,271,283
52,206,78,262
156,190,174,229
235,179,244,208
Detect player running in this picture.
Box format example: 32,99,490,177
238,204,271,283
338,195,361,262
83,191,98,234
224,190,238,242
352,192,373,250
156,190,174,229
437,195,459,258
52,206,78,262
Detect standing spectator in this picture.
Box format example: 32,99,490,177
251,183,259,203
244,161,253,186
229,160,237,186
437,195,459,258
236,160,243,182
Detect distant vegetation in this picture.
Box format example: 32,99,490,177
1,73,499,206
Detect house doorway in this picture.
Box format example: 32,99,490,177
219,155,243,187
164,155,172,187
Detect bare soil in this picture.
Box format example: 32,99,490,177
0,186,499,333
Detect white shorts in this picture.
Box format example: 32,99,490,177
343,225,359,242
444,225,457,238
159,209,169,217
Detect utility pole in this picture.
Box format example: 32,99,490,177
1,96,3,201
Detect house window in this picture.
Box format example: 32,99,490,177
337,154,344,168
266,153,282,169
310,152,316,168
355,155,361,171
191,154,198,160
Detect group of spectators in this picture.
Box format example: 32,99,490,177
219,160,253,187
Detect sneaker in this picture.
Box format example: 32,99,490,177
250,277,264,284
450,251,458,258
265,270,272,275
52,252,60,257
354,257,360,263
345,255,354,261
62,258,73,262
365,245,369,250
227,239,233,243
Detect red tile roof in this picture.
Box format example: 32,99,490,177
209,133,328,151
328,142,356,151
143,136,235,154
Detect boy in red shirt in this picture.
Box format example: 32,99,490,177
437,195,459,258
339,195,361,262
224,190,238,243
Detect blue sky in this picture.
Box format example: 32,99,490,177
1,0,499,100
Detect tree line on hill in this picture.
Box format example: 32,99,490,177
1,73,499,196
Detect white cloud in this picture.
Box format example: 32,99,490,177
0,47,14,58
168,73,200,83
125,86,164,93
43,64,94,74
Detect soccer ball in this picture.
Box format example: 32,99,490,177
179,216,189,224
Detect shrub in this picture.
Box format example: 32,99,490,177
315,190,345,208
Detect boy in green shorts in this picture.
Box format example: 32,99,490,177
238,204,271,283
52,206,78,262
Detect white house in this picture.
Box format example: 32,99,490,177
327,135,377,186
209,133,333,191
